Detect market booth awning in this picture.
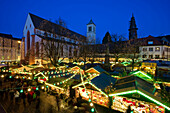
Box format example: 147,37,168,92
85,65,106,74
109,75,170,111
73,71,117,96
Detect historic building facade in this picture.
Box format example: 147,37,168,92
0,33,22,64
22,13,94,65
139,35,170,60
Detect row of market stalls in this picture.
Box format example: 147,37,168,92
0,64,169,113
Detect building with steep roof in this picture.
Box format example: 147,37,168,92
139,35,170,60
22,13,91,65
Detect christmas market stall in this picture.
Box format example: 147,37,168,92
109,75,169,113
129,70,154,82
72,66,117,108
45,66,83,96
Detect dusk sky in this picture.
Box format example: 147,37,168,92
0,0,170,43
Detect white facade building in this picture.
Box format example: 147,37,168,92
139,35,170,60
22,13,87,65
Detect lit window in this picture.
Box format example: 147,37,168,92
143,48,147,51
155,55,159,59
142,55,147,58
149,48,153,51
148,41,153,44
149,55,153,59
155,47,160,51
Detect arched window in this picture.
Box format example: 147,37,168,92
27,30,30,52
61,45,63,57
69,46,72,57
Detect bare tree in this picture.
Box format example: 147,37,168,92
38,18,68,67
125,39,142,71
111,34,127,63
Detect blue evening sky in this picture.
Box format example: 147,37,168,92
0,0,170,43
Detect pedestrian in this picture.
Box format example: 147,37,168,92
36,97,40,112
22,92,27,107
27,92,32,105
33,92,37,100
14,90,20,104
56,94,60,111
9,88,15,102
0,80,2,86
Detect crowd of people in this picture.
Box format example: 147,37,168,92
0,75,87,113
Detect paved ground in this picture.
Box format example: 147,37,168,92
0,103,6,113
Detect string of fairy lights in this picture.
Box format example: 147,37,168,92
79,69,97,113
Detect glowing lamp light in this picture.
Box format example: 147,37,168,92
28,77,31,79
28,88,31,91
90,102,93,107
42,86,44,89
91,108,95,112
1,75,4,78
36,87,39,90
57,83,59,85
9,76,12,78
88,99,91,102
20,89,23,93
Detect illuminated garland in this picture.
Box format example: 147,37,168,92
79,69,98,113
109,90,170,111
132,71,152,80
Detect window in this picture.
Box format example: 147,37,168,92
36,42,39,57
88,27,92,32
69,46,72,57
61,46,63,57
149,48,153,51
155,47,160,51
148,41,153,44
149,55,153,59
18,43,20,50
142,55,147,58
165,47,168,52
93,27,95,32
143,48,147,51
155,55,159,59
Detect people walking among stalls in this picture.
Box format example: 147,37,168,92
56,93,60,111
33,92,37,100
9,88,15,103
22,91,27,107
27,92,32,105
36,96,40,112
14,90,20,104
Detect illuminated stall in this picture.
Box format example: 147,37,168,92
109,75,168,113
73,66,117,107
140,62,157,75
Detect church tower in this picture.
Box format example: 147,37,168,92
87,19,96,44
129,14,138,40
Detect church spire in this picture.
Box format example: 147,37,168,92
129,13,138,40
